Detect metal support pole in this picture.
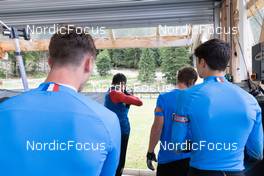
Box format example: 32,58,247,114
213,2,221,39
1,20,30,91
14,38,29,91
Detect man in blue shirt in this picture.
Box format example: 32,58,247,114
147,67,198,176
0,27,121,176
172,39,263,176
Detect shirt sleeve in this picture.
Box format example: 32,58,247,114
171,90,190,148
154,95,164,118
246,105,264,160
100,113,121,176
109,90,143,106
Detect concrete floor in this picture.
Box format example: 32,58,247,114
123,168,156,176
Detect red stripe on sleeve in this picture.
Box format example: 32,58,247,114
109,90,143,106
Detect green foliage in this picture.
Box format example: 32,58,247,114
7,51,42,77
22,51,41,74
96,49,112,76
4,47,190,83
7,52,19,77
124,48,141,68
151,48,161,67
161,47,190,84
0,68,5,78
110,49,125,67
110,48,141,68
138,48,156,82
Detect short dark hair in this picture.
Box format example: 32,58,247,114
194,39,231,71
112,73,127,85
49,26,97,66
177,67,198,87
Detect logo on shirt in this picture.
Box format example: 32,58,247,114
172,113,189,123
47,83,60,92
216,77,225,83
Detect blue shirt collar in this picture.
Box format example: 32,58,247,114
203,76,226,83
37,82,78,93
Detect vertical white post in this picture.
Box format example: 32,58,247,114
238,0,253,81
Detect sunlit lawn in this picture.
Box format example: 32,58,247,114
125,98,158,169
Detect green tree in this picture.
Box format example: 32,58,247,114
111,49,126,68
110,48,141,69
22,51,41,74
138,48,156,82
96,49,112,76
161,47,190,84
0,69,5,79
123,48,141,68
8,52,19,77
151,48,161,67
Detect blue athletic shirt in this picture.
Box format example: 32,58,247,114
0,82,121,176
172,76,263,171
155,89,190,164
104,91,130,135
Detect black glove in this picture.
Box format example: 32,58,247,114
146,152,157,171
124,89,132,108
124,89,131,96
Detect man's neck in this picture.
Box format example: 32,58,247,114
45,68,81,91
204,70,225,78
176,83,187,90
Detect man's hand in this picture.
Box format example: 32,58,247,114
146,152,157,171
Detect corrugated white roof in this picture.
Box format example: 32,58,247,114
0,0,221,28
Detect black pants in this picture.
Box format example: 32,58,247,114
115,134,129,176
188,167,245,176
157,158,190,176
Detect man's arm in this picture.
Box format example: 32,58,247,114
246,107,264,160
148,107,164,153
146,96,164,170
109,90,143,106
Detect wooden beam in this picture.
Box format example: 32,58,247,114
220,0,241,81
230,0,240,82
0,47,5,59
247,0,263,10
0,35,191,54
247,0,264,18
95,36,191,48
220,0,228,41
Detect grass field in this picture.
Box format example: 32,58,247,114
125,98,158,169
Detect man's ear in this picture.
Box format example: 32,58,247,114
200,58,207,68
48,58,53,68
84,55,94,74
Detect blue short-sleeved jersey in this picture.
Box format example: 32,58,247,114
172,76,263,171
0,82,121,176
155,89,190,164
